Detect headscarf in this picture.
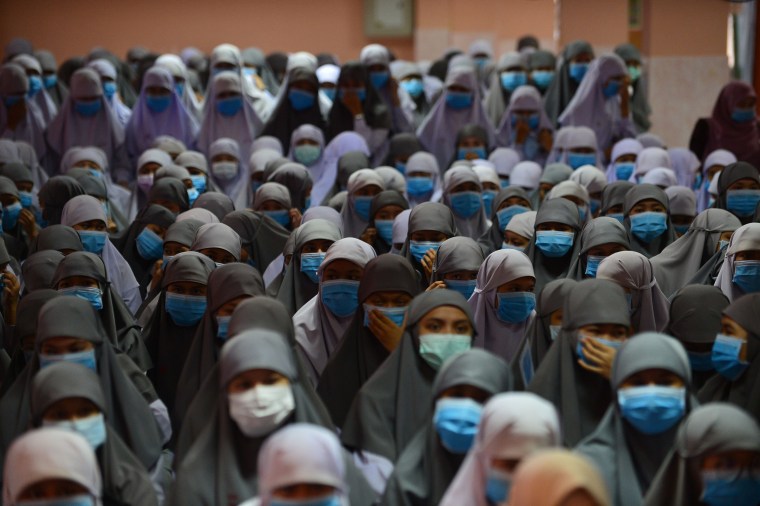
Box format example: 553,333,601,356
292,238,377,385
366,190,409,254
193,191,235,221
482,52,527,126
623,184,677,257
615,43,652,133
667,147,701,187
697,149,736,211
508,449,610,506
125,66,199,163
20,250,63,294
510,161,543,192
222,208,290,272
496,85,554,164
439,392,560,506
268,162,313,211
143,251,215,414
340,289,476,461
713,161,760,224
643,403,760,505
576,332,693,505
633,147,672,181
37,175,86,225
468,249,535,362
318,254,420,428
3,428,103,506
702,81,760,162
523,198,583,293
566,217,630,281
316,131,370,207
326,61,391,142
262,66,326,149
544,40,595,126
29,363,158,506
600,180,634,215
400,202,458,289
417,66,495,170
488,147,521,184
477,186,532,255
286,124,330,207
0,63,47,161
29,224,83,254
650,209,741,297
405,151,443,206
713,222,760,301
597,251,670,332
697,293,760,421
430,236,485,285
606,138,644,182
383,349,513,506
529,279,631,446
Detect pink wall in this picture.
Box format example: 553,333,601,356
0,0,414,64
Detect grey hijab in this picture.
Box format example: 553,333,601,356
442,166,490,240
529,279,630,446
190,222,242,261
483,52,528,126
275,218,342,315
576,332,693,506
173,263,265,430
381,349,512,506
170,330,376,506
601,180,635,215
666,285,729,390
30,363,158,506
566,216,630,280
193,192,236,221
523,198,583,294
339,168,386,238
430,237,485,283
510,279,577,390
400,202,459,289
21,250,64,294
544,40,595,126
623,184,677,258
650,209,741,298
52,251,151,370
29,224,83,254
698,293,760,422
222,210,291,273
644,403,760,506
341,289,476,462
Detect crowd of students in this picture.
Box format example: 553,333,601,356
0,33,759,505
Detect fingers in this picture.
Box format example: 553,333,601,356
425,281,447,291
577,359,604,375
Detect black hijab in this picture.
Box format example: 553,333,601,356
326,61,392,141
262,66,326,149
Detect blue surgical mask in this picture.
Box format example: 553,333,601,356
146,94,172,113
535,230,575,257
27,75,43,97
433,397,482,454
511,113,540,130
216,315,231,340
264,209,291,228
608,212,625,224
136,227,164,261
733,260,760,294
474,57,490,70
165,292,207,327
486,468,513,505
294,144,322,166
700,469,760,506
2,201,22,231
19,191,33,209
712,333,749,380
567,152,596,170
216,95,243,116
568,62,589,83
320,87,337,101
731,107,756,123
58,286,103,311
288,88,316,111
630,211,668,243
44,412,106,449
674,224,690,236
394,161,406,175
602,80,621,98
43,74,58,89
496,291,536,324
482,190,497,217
270,495,341,506
338,87,366,102
187,186,199,205
406,177,434,198
497,205,530,231
589,199,601,216
585,255,605,278
175,82,185,96
363,304,407,328
445,91,473,109
75,98,102,117
615,162,635,181
449,191,482,218
77,230,108,255
531,70,554,90
687,351,714,372
369,70,390,89
445,279,477,300
190,175,207,193
500,71,527,92
353,195,373,221
409,240,441,263
39,349,97,372
374,219,394,244
300,252,325,283
577,204,588,222
500,177,510,188
418,333,471,370
457,146,486,160
101,81,116,101
617,385,686,435
321,279,360,318
400,78,424,98
726,189,760,217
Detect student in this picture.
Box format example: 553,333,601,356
713,223,760,302
712,161,760,225
544,40,595,127
442,166,489,240
496,86,554,165
622,184,677,258
566,217,629,280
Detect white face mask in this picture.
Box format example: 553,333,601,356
228,383,295,437
212,161,239,181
